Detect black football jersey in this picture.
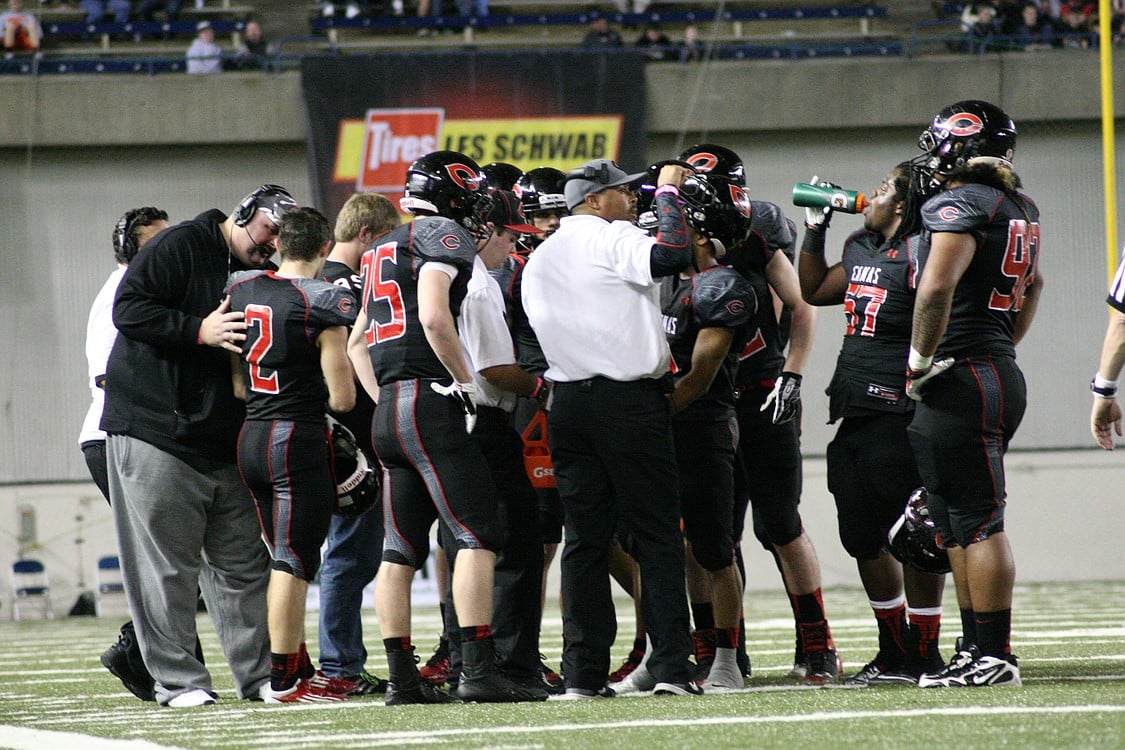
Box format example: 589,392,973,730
919,183,1040,359
663,265,756,420
490,250,548,375
227,270,358,422
827,229,926,421
322,259,376,456
358,216,477,385
723,201,795,385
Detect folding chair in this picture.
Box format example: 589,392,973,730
11,558,54,621
94,554,127,617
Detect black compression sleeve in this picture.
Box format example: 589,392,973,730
649,191,692,278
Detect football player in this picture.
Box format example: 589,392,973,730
680,144,838,684
347,150,545,705
906,100,1042,688
798,163,947,685
228,206,356,703
314,193,401,697
662,171,758,691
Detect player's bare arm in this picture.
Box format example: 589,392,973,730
668,326,733,415
1091,306,1125,449
911,231,976,357
479,364,539,397
346,309,380,403
319,325,356,414
417,268,474,384
766,250,817,374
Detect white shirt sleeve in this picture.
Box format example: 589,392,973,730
460,276,516,373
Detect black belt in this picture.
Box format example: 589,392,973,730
558,373,674,394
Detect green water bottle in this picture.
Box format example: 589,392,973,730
792,182,869,214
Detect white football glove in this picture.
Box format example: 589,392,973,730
761,372,802,425
431,381,478,433
804,174,834,229
905,358,955,402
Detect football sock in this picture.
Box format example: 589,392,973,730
871,595,907,660
271,651,303,691
907,607,943,660
460,624,492,644
691,601,715,631
959,607,978,648
717,626,740,650
974,609,1012,659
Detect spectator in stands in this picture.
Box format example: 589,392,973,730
635,23,672,61
2,0,41,53
965,3,1002,51
138,0,182,23
81,0,131,26
613,0,651,12
1058,1,1093,47
455,0,486,18
1114,0,1125,44
229,19,271,70
1013,2,1055,48
581,16,622,48
415,0,447,36
187,20,223,74
680,24,704,62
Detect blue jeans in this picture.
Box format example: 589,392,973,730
455,0,487,16
317,509,383,676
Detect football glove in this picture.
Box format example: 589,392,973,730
905,358,955,402
804,174,836,230
761,371,802,425
431,380,478,433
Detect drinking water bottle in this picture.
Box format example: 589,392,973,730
792,182,869,214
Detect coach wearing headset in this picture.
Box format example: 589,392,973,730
522,159,700,698
102,185,296,708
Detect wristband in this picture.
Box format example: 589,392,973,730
1091,374,1118,398
908,347,933,373
654,185,680,198
530,376,546,399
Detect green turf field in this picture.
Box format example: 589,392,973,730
1,580,1123,749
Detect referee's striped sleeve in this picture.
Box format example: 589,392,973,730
1109,247,1125,313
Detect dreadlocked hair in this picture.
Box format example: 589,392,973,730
888,161,925,247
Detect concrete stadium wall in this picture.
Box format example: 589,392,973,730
3,449,1121,616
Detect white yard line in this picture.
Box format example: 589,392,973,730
0,726,190,750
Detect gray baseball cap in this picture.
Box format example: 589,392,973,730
564,159,645,211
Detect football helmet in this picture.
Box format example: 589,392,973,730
680,173,754,253
327,415,380,518
515,167,568,215
887,487,951,575
914,100,1017,190
479,162,524,193
400,150,491,233
678,144,746,187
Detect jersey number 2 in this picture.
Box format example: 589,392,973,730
361,241,406,344
245,304,279,394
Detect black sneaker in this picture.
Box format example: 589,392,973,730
652,681,704,696
385,680,459,705
844,659,916,687
458,640,548,703
101,621,156,702
804,649,842,684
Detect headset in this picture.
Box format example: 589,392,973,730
232,184,292,227
113,206,168,265
565,162,615,184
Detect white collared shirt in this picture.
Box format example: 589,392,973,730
458,256,518,411
522,214,670,382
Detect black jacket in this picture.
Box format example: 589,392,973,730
101,209,250,464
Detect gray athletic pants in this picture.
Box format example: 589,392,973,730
107,435,271,705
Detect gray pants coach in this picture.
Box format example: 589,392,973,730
107,434,271,705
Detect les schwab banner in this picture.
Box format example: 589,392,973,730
300,51,647,219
